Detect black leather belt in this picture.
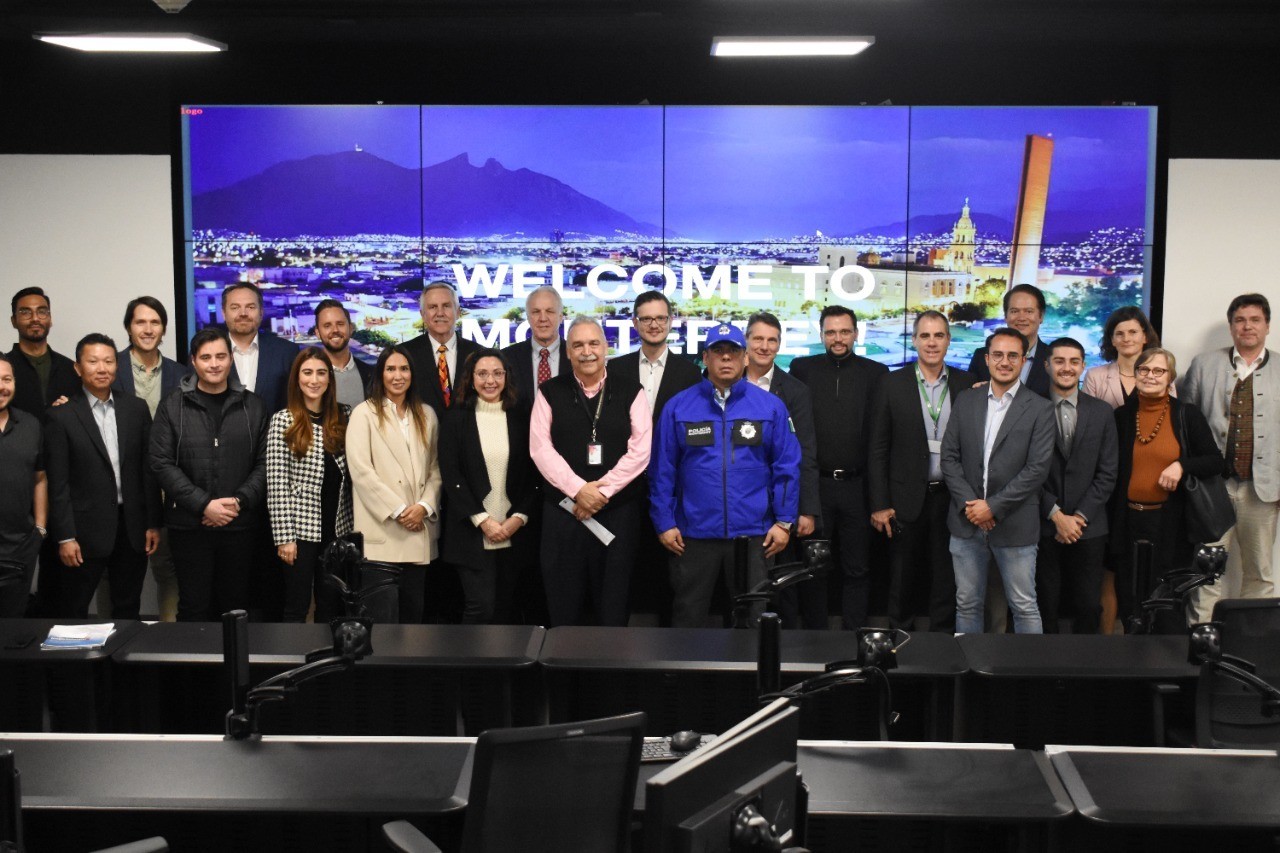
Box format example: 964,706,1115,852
820,469,859,481
926,481,947,493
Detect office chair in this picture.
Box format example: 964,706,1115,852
2,749,168,853
1191,598,1280,749
382,712,646,853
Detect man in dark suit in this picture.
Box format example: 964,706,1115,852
745,311,824,628
1035,337,1118,633
501,286,570,405
789,305,888,631
45,333,161,619
402,281,483,421
942,326,1056,634
223,282,299,413
609,290,701,623
609,291,701,422
7,286,80,418
869,310,973,632
313,298,373,409
967,284,1052,398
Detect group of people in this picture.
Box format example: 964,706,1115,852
0,279,1273,634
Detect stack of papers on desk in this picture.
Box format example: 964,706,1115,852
41,623,116,650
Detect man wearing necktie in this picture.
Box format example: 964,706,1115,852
403,281,482,421
1034,337,1118,633
501,286,571,406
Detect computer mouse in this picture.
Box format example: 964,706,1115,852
669,730,702,753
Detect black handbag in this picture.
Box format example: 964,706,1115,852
1176,404,1235,543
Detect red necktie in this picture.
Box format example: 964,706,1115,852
437,344,451,407
538,347,551,387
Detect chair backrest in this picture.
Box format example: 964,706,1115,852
1198,597,1280,748
461,712,646,853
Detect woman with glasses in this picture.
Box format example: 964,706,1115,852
266,347,354,623
1108,348,1221,630
345,345,442,623
438,350,539,624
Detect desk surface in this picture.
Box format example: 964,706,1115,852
0,733,473,815
959,633,1197,680
0,619,143,663
541,627,966,677
112,622,544,668
1049,745,1280,827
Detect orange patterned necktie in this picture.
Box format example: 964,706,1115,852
437,344,451,407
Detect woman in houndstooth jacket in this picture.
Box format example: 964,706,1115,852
266,347,354,623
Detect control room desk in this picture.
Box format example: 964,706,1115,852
110,622,544,736
0,618,143,732
957,633,1199,748
1048,744,1280,852
541,627,966,740
0,732,473,853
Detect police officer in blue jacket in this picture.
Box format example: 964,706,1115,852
650,323,802,627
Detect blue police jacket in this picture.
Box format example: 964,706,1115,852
649,378,801,540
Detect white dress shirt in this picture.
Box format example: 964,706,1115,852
231,333,261,392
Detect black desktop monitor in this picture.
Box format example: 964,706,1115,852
644,698,803,853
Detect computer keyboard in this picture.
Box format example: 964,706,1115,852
640,734,717,763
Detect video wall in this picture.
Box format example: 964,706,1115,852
181,104,1157,368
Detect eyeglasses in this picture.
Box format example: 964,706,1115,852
636,316,670,326
1136,366,1168,378
988,352,1024,363
15,307,50,320
474,370,506,380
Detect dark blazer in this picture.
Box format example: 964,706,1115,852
787,352,888,474
228,331,300,414
1038,391,1118,540
438,403,540,567
45,390,161,557
110,348,191,401
941,382,1056,546
5,344,80,419
501,337,572,408
968,338,1052,397
768,367,822,521
608,349,702,422
868,364,974,523
1107,396,1225,566
402,331,484,420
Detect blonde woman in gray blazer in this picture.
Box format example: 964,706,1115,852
346,345,442,623
266,348,355,623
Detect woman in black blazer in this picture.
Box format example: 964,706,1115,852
438,349,540,624
1107,347,1224,630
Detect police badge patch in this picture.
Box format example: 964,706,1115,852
732,419,762,446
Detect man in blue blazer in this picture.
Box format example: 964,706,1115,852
222,283,299,413
942,326,1056,634
1035,337,1118,633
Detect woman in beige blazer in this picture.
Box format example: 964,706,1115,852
346,344,442,624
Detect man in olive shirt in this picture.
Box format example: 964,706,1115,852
6,286,79,417
0,354,49,617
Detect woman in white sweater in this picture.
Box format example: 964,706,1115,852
345,345,442,624
438,349,540,624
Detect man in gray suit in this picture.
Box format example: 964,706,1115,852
941,326,1056,634
1035,337,1118,633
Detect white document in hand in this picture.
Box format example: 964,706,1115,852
558,496,616,546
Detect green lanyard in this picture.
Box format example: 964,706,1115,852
915,366,949,436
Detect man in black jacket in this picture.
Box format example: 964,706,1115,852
967,283,1052,398
6,286,79,417
501,286,571,405
223,283,299,413
869,311,973,632
402,281,483,421
788,305,888,630
149,327,268,622
46,333,161,619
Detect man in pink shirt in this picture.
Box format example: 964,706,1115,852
530,316,651,625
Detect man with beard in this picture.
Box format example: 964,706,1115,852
7,287,79,417
788,305,888,630
968,284,1052,398
223,282,299,413
1034,337,1117,633
530,316,650,626
0,353,48,617
313,298,373,409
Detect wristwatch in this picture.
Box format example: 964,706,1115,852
35,525,47,538
774,521,793,533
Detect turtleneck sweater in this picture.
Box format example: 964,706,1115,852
1128,393,1179,503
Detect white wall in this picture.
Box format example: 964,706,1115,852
0,154,176,358
1163,158,1280,600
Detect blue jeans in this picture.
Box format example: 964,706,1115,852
949,534,1042,634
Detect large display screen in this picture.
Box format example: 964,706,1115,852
181,104,1156,368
